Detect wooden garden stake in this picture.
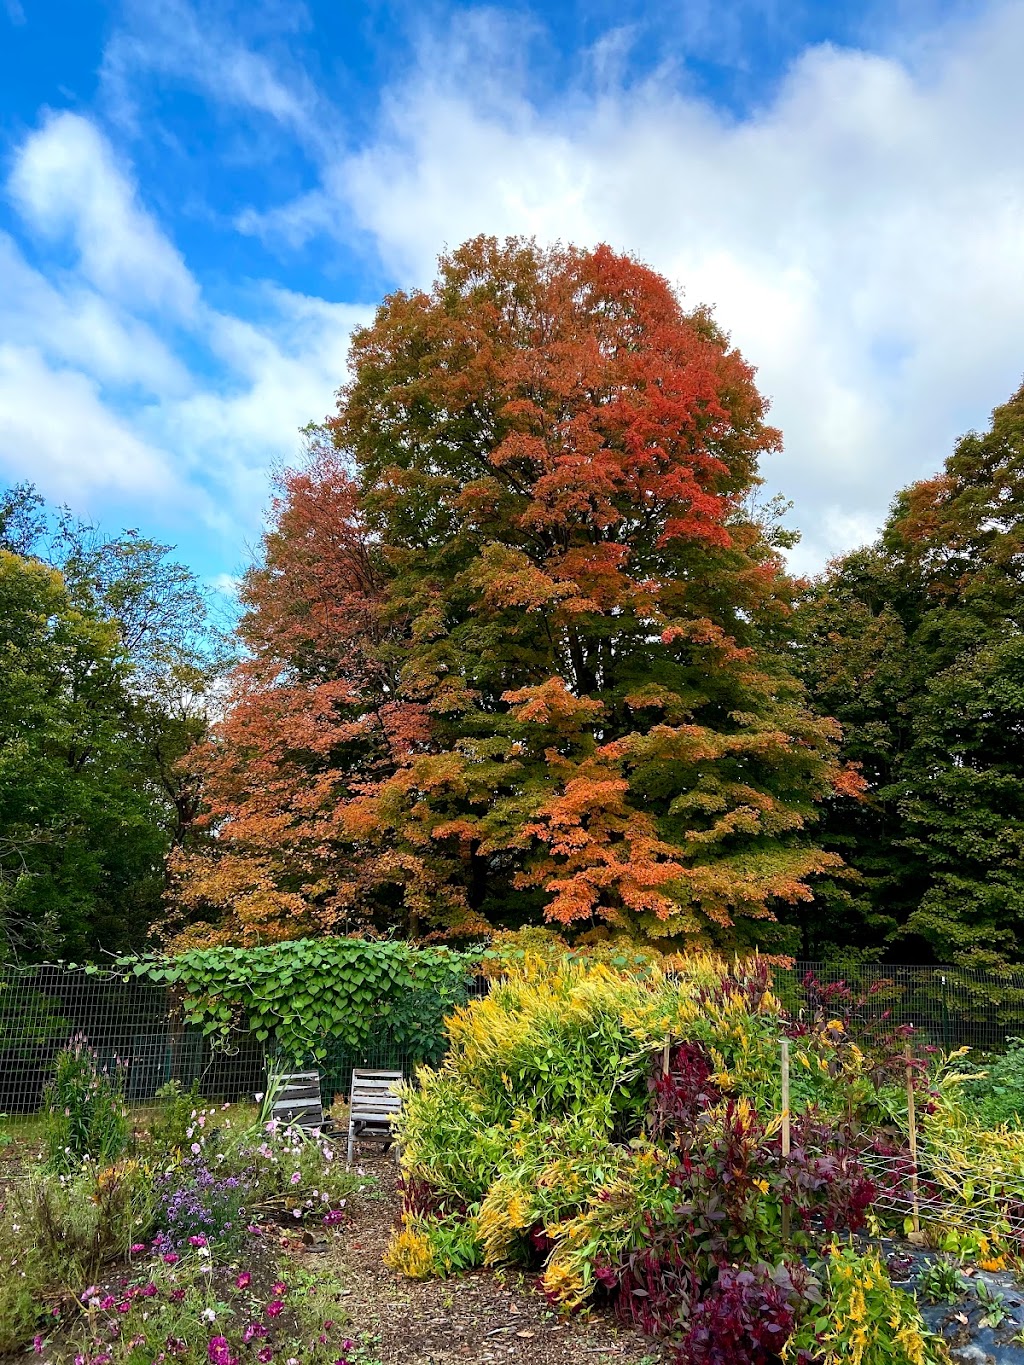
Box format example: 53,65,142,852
662,1039,671,1075
905,1040,921,1236
781,1038,791,1241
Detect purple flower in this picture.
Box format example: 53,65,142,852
33,1335,44,1354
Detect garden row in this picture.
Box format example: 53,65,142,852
387,950,1024,1364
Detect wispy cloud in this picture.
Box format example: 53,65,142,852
0,108,364,541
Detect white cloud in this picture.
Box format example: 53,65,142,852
7,1,1024,579
8,111,199,318
101,0,338,157
0,232,190,395
298,1,1024,570
0,111,363,538
0,345,179,501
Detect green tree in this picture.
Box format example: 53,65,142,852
798,381,1024,965
0,485,222,960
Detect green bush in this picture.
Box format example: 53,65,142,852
43,1036,129,1171
960,1037,1024,1127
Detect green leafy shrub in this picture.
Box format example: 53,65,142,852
961,1037,1024,1127
391,953,968,1359
43,1036,129,1171
124,938,478,1066
916,1255,966,1305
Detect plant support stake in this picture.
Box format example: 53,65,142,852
905,1040,921,1236
781,1037,791,1241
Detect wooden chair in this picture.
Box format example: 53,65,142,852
346,1067,403,1164
263,1069,335,1135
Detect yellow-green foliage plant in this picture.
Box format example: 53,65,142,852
784,1244,948,1365
390,951,989,1358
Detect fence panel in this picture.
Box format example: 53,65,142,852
0,964,489,1115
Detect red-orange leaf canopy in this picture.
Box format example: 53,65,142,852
170,237,854,950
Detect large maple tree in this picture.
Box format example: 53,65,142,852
171,237,856,949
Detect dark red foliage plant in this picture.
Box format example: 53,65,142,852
675,1260,822,1365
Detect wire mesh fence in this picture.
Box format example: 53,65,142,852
0,963,488,1115
4,958,1024,1118
775,962,1024,1052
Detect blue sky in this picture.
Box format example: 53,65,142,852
2,0,1023,596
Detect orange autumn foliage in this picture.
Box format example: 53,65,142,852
169,237,856,951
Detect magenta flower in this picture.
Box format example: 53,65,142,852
265,1301,284,1318
289,1171,301,1185
257,1349,273,1364
100,1296,116,1311
130,1243,146,1253
235,1272,251,1289
142,1284,158,1298
271,1281,287,1296
163,1253,179,1266
207,1336,235,1365
32,1335,43,1354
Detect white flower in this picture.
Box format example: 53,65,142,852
201,1308,216,1323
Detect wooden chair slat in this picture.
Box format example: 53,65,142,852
347,1066,404,1164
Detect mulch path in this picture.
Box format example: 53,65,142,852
305,1152,668,1365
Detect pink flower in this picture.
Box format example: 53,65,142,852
242,1324,267,1344
235,1272,251,1289
33,1335,44,1354
289,1171,301,1186
116,1300,132,1314
257,1350,273,1364
163,1253,179,1266
271,1282,287,1296
169,1289,185,1302
130,1243,146,1253
142,1284,158,1298
100,1296,116,1311
265,1301,283,1318
190,1143,202,1155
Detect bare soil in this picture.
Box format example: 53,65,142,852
290,1152,668,1365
